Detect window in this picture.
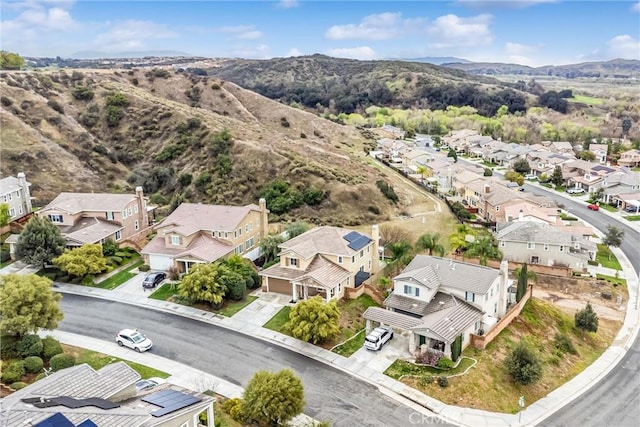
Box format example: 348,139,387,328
351,255,355,263
5,193,11,201
527,242,535,250
544,244,549,251
234,230,237,239
559,245,564,252
134,204,138,214
115,230,122,241
360,250,364,258
256,219,260,227
495,206,500,211
9,207,15,217
368,260,371,269
485,294,488,302
18,206,22,214
122,210,127,219
289,258,298,267
238,227,242,236
338,256,343,264
465,291,475,302
48,214,63,223
128,207,132,216
106,212,115,220
403,285,420,297
249,223,253,231
134,220,139,231
245,224,249,233
16,191,20,198
171,235,180,245
338,282,342,293
494,302,498,314
225,232,229,239
246,237,254,249
234,244,244,254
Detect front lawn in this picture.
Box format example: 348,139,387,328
63,345,169,379
596,273,627,287
263,306,292,332
385,357,476,379
599,204,617,213
217,296,258,317
624,215,640,221
149,282,178,300
332,329,365,357
596,244,622,270
148,283,259,317
93,259,144,289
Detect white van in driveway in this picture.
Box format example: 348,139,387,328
364,326,394,351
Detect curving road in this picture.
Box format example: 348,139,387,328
58,296,448,427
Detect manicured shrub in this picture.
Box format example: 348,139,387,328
225,280,246,301
1,361,25,384
504,343,543,385
109,255,123,264
221,397,245,422
418,375,433,387
0,335,20,359
50,353,75,371
10,381,27,390
438,376,449,388
436,357,454,370
24,356,44,373
17,334,43,357
138,264,150,272
575,302,599,333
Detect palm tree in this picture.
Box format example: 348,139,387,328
386,241,413,262
415,233,445,257
449,224,477,254
260,234,285,263
465,234,503,266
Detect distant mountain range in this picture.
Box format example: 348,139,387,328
69,50,193,59
399,57,471,65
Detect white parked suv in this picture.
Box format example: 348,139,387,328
116,328,153,352
566,188,586,194
524,174,537,180
364,326,394,351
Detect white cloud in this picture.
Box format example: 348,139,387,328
276,0,299,9
218,25,264,40
229,44,270,59
457,0,558,9
427,13,494,48
632,2,640,12
325,12,426,40
606,35,640,59
93,20,177,52
326,46,379,60
287,48,303,57
503,42,543,65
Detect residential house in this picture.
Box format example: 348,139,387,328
599,171,640,207
547,141,575,155
496,221,596,270
503,202,593,237
141,199,268,272
618,149,640,168
363,255,511,360
35,186,152,248
374,138,412,164
259,225,379,301
525,151,575,178
441,129,483,152
588,143,609,164
0,172,32,223
380,124,406,140
563,160,619,192
0,362,215,427
470,139,505,160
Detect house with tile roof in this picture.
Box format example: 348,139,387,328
563,160,620,192
259,225,379,301
0,362,215,427
141,199,268,272
363,255,510,360
618,148,640,168
35,187,153,249
525,151,576,178
496,221,596,270
0,172,32,225
588,143,609,164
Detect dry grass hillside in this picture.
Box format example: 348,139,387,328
0,68,406,225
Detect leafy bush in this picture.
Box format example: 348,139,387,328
101,239,119,257
35,372,46,381
1,361,25,384
280,117,290,128
438,376,449,388
211,83,221,90
418,375,433,387
105,105,124,127
0,335,20,359
47,99,64,114
10,381,27,390
24,356,44,373
72,86,94,101
221,397,245,422
17,334,43,357
109,255,123,264
225,279,246,301
259,180,304,215
50,353,76,371
376,180,398,203
138,264,150,272
42,336,63,359
105,92,129,107
554,333,577,355
178,173,193,187
303,187,325,206
153,68,171,78
575,302,599,333
504,343,543,385
436,357,454,370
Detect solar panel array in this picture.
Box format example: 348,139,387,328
343,231,372,251
142,389,202,417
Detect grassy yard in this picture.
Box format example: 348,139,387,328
93,259,145,289
217,296,258,317
263,306,292,332
389,298,620,413
624,215,640,221
599,204,617,213
332,329,365,357
0,259,13,269
596,244,623,270
149,282,179,300
568,94,603,106
385,357,476,379
62,344,169,379
596,273,627,287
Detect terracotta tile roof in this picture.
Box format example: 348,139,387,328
157,203,260,236
42,192,138,213
298,255,351,289
259,264,307,280
60,217,123,245
141,232,233,263
279,226,372,259
363,306,423,329
410,294,484,343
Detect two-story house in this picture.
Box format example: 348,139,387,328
496,221,596,270
0,172,32,224
141,199,269,272
525,151,575,178
35,186,152,248
618,149,640,168
363,255,510,360
588,143,609,164
599,171,640,207
259,225,379,301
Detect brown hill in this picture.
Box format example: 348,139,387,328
0,68,405,226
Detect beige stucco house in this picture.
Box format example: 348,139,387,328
141,199,268,272
618,148,640,168
0,172,32,223
259,225,380,301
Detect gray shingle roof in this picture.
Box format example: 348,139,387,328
279,226,373,259
157,202,261,236
496,221,597,251
410,294,484,343
42,192,139,214
0,175,29,195
362,306,423,329
398,255,499,294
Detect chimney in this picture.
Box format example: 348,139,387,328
135,186,147,227
259,198,269,238
498,260,509,317
17,172,33,214
371,224,380,273
484,183,491,194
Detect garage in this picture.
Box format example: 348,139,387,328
148,254,174,271
265,277,292,295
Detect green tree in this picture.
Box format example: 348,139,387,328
260,234,286,264
0,203,10,227
504,171,525,186
222,254,260,289
515,263,536,303
465,234,502,266
449,224,477,254
216,264,246,300
512,158,531,175
285,221,310,239
286,296,340,344
241,369,305,426
54,244,108,278
0,274,63,336
0,51,25,70
415,233,445,257
602,225,624,255
622,117,632,136
589,187,605,204
177,263,226,307
579,151,596,161
551,165,564,187
15,216,66,267
575,302,599,333
447,148,458,163
504,342,543,385
451,335,462,363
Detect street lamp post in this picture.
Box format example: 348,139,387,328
519,395,525,424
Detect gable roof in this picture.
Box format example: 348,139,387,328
157,202,260,236
41,193,139,214
61,217,124,245
496,221,597,251
141,232,233,262
0,175,30,195
397,255,500,294
279,226,372,259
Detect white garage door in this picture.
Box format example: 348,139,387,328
149,255,174,271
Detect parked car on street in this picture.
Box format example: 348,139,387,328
587,204,600,211
142,272,166,289
567,188,586,194
624,205,639,213
364,326,394,351
524,174,537,180
136,377,166,392
116,328,153,352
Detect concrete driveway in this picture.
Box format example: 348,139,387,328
115,270,170,297
350,330,412,372
0,260,40,275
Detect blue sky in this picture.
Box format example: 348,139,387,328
1,0,639,65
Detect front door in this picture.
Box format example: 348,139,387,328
419,335,426,346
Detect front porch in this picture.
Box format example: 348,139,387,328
292,279,339,303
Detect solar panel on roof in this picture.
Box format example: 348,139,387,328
34,413,74,427
77,420,98,427
142,389,202,418
348,235,371,251
343,231,360,243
